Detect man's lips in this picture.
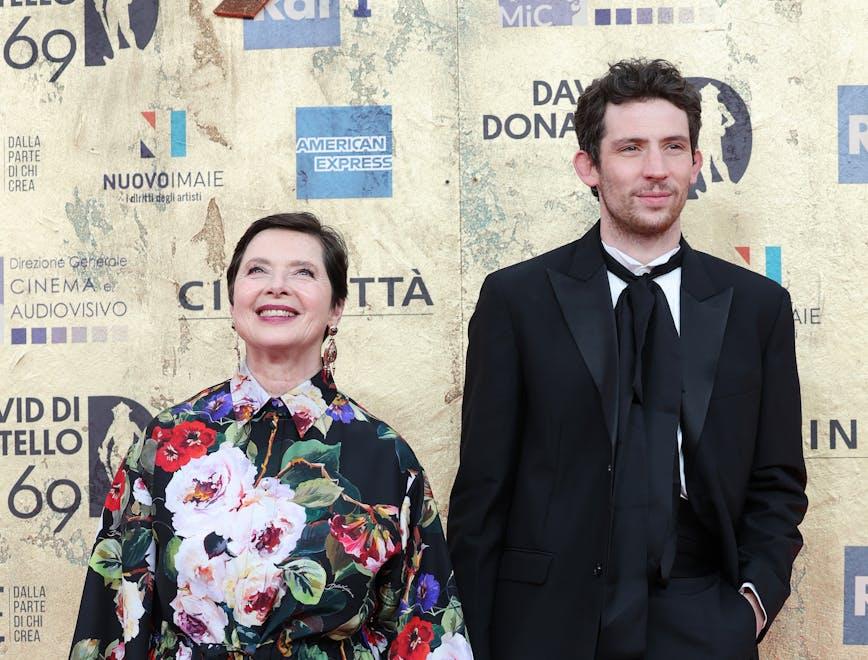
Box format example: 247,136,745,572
636,190,673,206
255,304,299,318
636,190,672,198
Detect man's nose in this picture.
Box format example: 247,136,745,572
642,147,667,179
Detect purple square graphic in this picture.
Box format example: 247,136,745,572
679,7,695,23
595,9,611,25
52,327,67,343
31,327,47,344
658,7,674,23
11,328,26,344
616,8,632,24
92,326,108,342
637,8,653,24
112,326,128,342
72,326,87,343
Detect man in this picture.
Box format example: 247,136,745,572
448,59,807,659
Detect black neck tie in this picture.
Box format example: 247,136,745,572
597,246,683,660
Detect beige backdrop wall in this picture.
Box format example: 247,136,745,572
0,1,865,658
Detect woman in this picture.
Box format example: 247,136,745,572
70,213,472,659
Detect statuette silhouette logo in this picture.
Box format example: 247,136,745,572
84,0,159,67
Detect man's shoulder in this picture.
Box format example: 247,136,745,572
485,240,580,288
691,248,788,306
696,251,790,327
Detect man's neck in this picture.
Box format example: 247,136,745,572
599,218,682,265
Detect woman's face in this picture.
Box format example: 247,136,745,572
230,228,343,363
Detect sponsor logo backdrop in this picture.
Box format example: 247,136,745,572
0,1,865,657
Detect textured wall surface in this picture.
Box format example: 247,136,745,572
0,1,865,657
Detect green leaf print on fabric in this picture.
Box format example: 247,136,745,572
292,478,343,508
121,527,153,569
140,437,158,475
163,536,182,581
283,558,327,605
280,439,341,475
440,596,464,635
88,539,122,586
225,421,249,448
69,638,100,660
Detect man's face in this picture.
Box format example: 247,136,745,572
574,98,702,239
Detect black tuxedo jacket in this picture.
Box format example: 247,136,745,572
447,223,807,660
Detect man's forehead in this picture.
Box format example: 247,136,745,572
601,98,691,139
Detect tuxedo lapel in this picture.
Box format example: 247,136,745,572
680,245,732,457
547,223,618,447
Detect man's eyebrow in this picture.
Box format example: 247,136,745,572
610,135,690,146
611,137,647,146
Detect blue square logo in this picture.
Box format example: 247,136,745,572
243,0,340,50
296,106,393,199
839,85,868,183
499,0,588,27
845,546,868,644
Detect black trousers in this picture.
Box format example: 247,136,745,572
643,572,759,660
598,500,759,660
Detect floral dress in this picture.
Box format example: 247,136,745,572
70,363,472,660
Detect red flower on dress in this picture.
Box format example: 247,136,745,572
329,504,400,572
172,421,217,460
362,623,387,652
389,617,434,660
151,425,174,444
153,421,217,472
106,643,125,660
155,437,185,472
105,466,126,511
241,584,283,624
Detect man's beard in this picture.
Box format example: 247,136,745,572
598,181,685,238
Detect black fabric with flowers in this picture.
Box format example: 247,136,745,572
69,366,471,660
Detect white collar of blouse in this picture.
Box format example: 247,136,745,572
229,360,335,437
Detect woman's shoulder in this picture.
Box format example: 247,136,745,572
149,379,234,429
129,379,236,478
336,392,424,475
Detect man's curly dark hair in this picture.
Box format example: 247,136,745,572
574,58,702,167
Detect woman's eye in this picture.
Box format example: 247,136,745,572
297,268,314,277
247,265,264,274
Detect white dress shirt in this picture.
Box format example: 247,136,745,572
601,240,767,629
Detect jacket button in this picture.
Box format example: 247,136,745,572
593,563,603,577
607,463,613,473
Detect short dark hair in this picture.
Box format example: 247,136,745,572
226,212,348,307
574,58,702,166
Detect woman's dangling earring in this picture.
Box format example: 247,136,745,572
323,326,338,379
